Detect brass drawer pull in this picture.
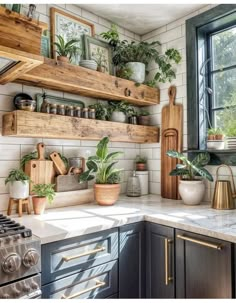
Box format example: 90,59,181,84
61,280,105,299
62,246,106,262
164,238,173,285
177,235,222,250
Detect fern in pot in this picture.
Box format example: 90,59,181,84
167,151,213,205
32,184,55,215
5,169,30,199
79,137,123,206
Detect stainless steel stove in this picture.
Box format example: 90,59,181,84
0,214,41,299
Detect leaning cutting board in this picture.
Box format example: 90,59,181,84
49,152,67,175
161,85,183,199
25,143,54,194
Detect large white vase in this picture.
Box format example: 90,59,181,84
179,180,205,205
126,62,145,83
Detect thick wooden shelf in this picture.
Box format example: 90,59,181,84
15,58,160,106
3,111,160,144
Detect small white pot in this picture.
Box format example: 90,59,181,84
111,111,127,123
126,62,145,83
9,181,29,199
179,180,205,205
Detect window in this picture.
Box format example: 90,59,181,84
208,26,236,129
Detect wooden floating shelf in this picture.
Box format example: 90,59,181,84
3,111,160,144
15,58,160,106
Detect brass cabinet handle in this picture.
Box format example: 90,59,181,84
177,235,222,250
164,238,173,285
61,280,105,299
62,246,105,262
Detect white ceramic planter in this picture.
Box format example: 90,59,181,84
226,137,236,149
111,111,127,123
126,62,145,83
179,180,205,205
9,180,29,199
207,140,225,150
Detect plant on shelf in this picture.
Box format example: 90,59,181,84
135,155,147,171
108,101,135,123
100,24,181,85
54,35,80,63
31,183,55,215
116,66,133,80
91,47,108,73
5,169,30,199
207,128,224,140
137,109,151,126
88,103,108,120
79,136,123,206
166,150,213,205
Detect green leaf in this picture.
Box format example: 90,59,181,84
192,152,210,167
105,151,123,161
191,166,214,182
169,168,190,177
79,169,94,183
86,160,98,172
96,137,109,159
166,150,189,165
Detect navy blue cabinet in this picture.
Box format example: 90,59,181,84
146,222,175,298
119,222,146,298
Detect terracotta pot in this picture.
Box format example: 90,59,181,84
136,163,147,171
94,184,120,206
32,196,47,215
215,134,224,140
207,134,215,141
57,56,69,63
138,115,150,126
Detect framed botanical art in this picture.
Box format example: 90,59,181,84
82,35,114,75
50,7,94,65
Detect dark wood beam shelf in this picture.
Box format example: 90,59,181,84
3,111,160,144
14,58,160,106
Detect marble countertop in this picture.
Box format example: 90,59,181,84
12,194,236,244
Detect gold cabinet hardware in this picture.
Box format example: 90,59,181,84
62,246,105,262
164,238,173,285
61,280,105,299
177,235,222,250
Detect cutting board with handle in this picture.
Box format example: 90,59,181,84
161,85,183,199
25,142,54,194
49,152,67,175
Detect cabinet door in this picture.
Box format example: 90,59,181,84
176,229,232,298
146,223,175,298
119,222,145,298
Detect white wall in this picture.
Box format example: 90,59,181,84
0,4,141,211
140,4,236,201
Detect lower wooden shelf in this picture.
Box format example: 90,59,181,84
2,111,159,144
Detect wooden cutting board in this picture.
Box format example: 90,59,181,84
25,142,54,193
49,152,67,175
161,85,183,199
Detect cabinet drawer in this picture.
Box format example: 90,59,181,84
42,260,118,299
42,228,118,285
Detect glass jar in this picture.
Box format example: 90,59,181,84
89,108,96,119
66,105,74,117
50,104,57,115
126,171,141,197
74,106,81,118
82,107,89,119
128,115,138,125
57,104,65,115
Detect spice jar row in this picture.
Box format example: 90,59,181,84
41,103,96,119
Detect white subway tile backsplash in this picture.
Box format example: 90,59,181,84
81,9,99,23
0,145,20,160
0,161,20,177
0,95,14,111
65,4,82,16
0,178,8,194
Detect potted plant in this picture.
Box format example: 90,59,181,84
108,101,135,123
138,109,151,126
54,35,80,63
135,155,147,171
91,47,108,73
207,128,225,150
166,150,213,205
31,183,55,215
88,103,108,120
101,25,181,84
5,169,30,199
79,137,123,206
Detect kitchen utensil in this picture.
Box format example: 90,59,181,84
161,85,183,200
13,93,33,109
25,143,54,194
16,99,36,112
49,152,67,175
212,164,236,209
55,167,88,192
68,157,85,173
126,171,141,197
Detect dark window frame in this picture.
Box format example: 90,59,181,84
186,4,236,152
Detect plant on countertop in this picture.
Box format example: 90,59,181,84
5,169,30,184
100,24,182,84
32,183,55,204
166,150,213,181
54,35,80,62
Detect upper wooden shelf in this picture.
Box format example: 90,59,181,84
2,111,160,144
14,58,160,106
